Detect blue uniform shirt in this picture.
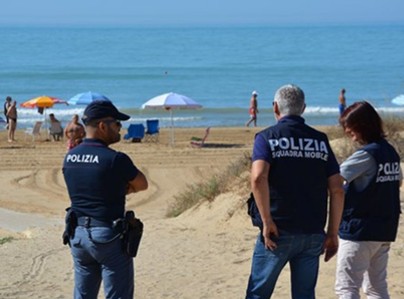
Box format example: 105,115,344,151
63,138,139,221
252,115,340,233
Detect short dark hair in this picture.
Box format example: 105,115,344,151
339,101,385,143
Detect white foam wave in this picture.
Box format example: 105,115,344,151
304,107,339,115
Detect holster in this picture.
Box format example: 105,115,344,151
247,193,263,229
62,207,77,246
122,210,143,258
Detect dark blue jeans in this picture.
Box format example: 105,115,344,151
70,226,134,299
246,231,325,299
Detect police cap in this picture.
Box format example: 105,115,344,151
82,100,130,124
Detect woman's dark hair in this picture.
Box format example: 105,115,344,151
339,101,385,144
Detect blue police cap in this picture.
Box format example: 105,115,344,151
82,100,130,124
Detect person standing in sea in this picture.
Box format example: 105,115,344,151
339,88,347,116
245,84,344,298
246,91,259,127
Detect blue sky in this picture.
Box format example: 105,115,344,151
1,0,404,26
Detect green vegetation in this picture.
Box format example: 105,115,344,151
0,236,14,245
382,116,404,160
167,116,404,217
166,152,251,217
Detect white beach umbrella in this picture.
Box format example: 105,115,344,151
141,92,203,145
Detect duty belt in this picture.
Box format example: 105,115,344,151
77,216,113,228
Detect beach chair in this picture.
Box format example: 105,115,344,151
0,117,6,130
124,124,145,142
190,127,210,148
25,121,43,141
145,119,159,142
49,121,63,141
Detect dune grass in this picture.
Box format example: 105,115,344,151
0,236,14,245
167,116,404,217
324,115,404,160
166,152,251,217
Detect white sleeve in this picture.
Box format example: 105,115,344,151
340,150,377,184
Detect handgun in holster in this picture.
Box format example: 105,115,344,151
62,207,77,246
122,210,144,257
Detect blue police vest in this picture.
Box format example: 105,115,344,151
254,116,339,234
339,139,401,241
63,139,139,221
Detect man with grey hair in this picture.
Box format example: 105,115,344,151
245,84,344,298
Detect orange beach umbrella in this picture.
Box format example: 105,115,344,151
20,96,67,108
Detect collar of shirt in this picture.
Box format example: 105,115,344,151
82,138,108,147
278,115,305,125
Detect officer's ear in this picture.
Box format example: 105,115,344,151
273,101,280,116
96,120,110,132
301,103,306,114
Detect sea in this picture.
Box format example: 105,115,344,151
1,24,404,129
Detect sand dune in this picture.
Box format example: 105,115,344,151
0,127,403,298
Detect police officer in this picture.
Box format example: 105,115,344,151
63,99,148,299
335,101,402,298
245,84,344,299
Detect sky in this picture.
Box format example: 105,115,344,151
1,0,404,26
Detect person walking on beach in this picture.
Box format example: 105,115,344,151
245,84,344,299
6,100,17,142
3,96,12,127
335,101,402,299
64,114,85,150
339,88,347,116
246,90,259,127
62,100,148,299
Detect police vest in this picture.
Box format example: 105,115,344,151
259,116,336,234
339,139,401,242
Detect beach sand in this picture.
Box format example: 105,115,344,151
0,127,403,299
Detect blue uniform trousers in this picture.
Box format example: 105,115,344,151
70,226,134,299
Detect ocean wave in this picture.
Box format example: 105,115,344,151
11,105,404,129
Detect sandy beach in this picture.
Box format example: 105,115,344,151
0,127,403,299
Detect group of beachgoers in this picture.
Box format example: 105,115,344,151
3,96,85,149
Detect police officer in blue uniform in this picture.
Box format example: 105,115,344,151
335,101,402,298
63,99,148,299
245,84,344,299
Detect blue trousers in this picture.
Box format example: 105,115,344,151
246,232,325,299
70,226,134,299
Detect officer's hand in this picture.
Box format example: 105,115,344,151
323,234,338,262
262,219,279,251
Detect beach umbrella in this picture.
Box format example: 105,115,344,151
20,95,67,108
68,91,110,105
20,95,68,135
392,94,404,105
141,92,203,145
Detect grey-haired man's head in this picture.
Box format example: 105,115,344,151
274,84,305,116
